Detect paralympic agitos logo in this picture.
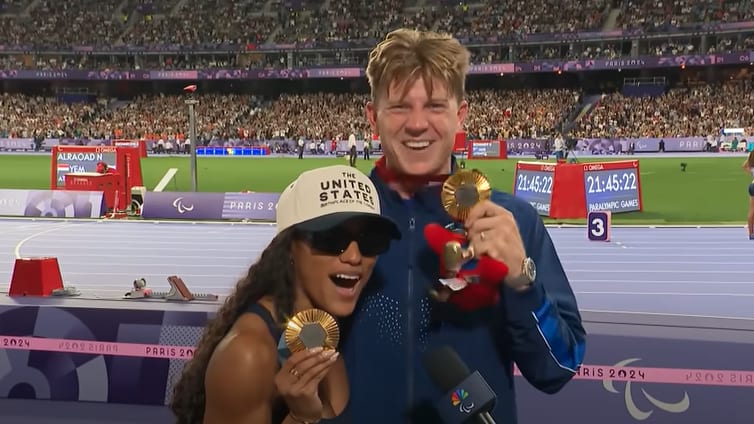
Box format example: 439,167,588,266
603,358,689,421
172,197,195,214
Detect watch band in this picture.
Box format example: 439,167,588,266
511,275,533,292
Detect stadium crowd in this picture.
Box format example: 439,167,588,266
0,88,581,143
0,0,751,146
572,79,754,139
1,79,752,145
0,94,103,139
0,0,750,52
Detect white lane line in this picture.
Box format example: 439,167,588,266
13,223,77,259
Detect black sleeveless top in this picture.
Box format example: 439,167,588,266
244,303,352,424
245,303,290,424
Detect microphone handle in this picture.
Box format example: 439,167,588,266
476,412,497,424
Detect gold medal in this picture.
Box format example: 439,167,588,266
441,169,492,222
284,308,340,353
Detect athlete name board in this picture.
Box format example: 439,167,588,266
51,146,117,188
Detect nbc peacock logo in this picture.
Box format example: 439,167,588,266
451,389,469,406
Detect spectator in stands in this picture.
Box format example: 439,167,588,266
339,28,586,424
169,165,400,424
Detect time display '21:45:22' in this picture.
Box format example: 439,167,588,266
583,168,642,213
585,170,638,194
515,172,554,194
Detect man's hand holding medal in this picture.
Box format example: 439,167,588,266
425,169,536,311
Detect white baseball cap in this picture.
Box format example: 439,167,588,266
276,165,401,239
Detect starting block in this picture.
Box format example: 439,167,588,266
9,257,79,297
587,211,611,242
124,276,219,302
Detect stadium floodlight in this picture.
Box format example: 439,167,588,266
184,84,199,192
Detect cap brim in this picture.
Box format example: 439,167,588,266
295,212,402,240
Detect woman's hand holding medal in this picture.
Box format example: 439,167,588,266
275,347,339,423
275,308,341,423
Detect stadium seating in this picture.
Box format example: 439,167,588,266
0,79,751,144
0,0,751,145
0,0,750,53
0,89,578,143
572,80,754,139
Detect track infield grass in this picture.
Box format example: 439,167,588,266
0,154,748,225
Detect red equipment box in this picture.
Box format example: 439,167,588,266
64,172,119,211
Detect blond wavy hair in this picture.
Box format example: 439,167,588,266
365,28,471,104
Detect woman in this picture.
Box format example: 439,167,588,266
744,150,754,239
170,165,400,424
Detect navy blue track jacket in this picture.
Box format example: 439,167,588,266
339,159,587,424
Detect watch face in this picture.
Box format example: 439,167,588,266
524,258,536,281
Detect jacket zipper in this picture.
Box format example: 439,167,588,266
406,214,416,412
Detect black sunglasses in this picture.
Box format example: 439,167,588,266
303,226,392,257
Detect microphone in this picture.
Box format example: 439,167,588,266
422,346,497,424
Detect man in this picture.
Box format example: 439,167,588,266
340,28,586,423
362,139,370,160
348,133,357,167
95,161,117,175
553,132,566,160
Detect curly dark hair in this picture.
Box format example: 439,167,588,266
169,228,298,424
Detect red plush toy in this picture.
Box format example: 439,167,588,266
424,223,510,311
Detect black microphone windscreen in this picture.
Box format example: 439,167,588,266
422,346,471,392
